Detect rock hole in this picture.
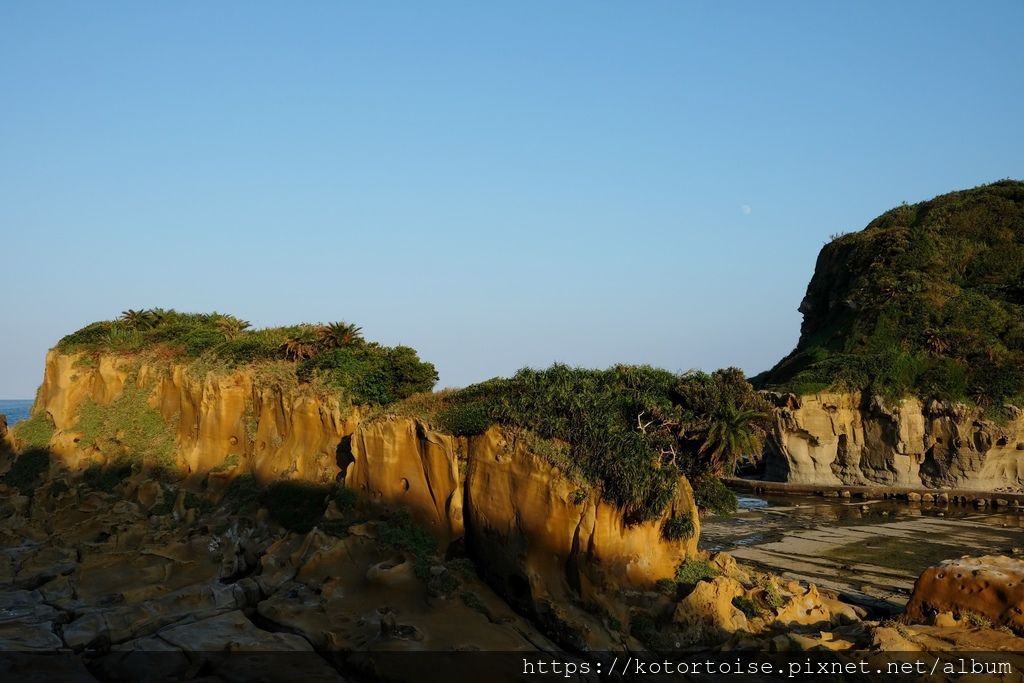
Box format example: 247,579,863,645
400,478,410,492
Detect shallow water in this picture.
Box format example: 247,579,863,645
701,489,1024,611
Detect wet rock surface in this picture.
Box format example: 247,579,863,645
702,492,1024,612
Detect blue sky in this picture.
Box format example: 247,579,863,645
2,2,1022,398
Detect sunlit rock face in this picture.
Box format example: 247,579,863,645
23,350,702,648
33,349,360,481
904,555,1024,634
763,391,1024,490
346,419,701,629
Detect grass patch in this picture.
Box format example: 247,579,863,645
460,591,491,618
12,413,54,450
58,310,438,408
76,378,177,468
432,364,769,523
675,558,719,585
332,484,357,511
758,576,783,610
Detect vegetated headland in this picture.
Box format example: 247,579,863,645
1,180,1023,680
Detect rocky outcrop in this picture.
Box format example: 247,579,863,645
904,555,1024,634
764,391,1024,491
346,419,701,631
33,350,359,481
24,351,702,649
346,418,464,547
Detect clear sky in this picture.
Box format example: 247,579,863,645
2,2,1023,398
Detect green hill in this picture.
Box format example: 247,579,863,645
756,179,1024,414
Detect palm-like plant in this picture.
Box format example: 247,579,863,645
280,329,318,361
316,321,363,349
215,315,251,340
120,309,156,330
698,402,767,474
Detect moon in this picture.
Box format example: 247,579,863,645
741,204,752,215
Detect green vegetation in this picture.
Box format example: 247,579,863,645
223,474,262,513
661,514,695,540
376,509,438,579
691,475,739,515
389,364,766,522
83,459,133,492
57,310,437,407
48,479,70,497
757,180,1024,410
3,448,51,491
333,484,358,511
260,481,332,533
12,413,54,450
674,558,720,585
297,344,437,404
250,480,360,533
629,613,675,651
758,576,783,610
76,380,176,467
732,595,760,619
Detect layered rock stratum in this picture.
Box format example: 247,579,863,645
763,391,1024,490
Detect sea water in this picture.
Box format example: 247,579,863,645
0,399,34,426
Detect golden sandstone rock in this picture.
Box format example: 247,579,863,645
764,390,1024,490
34,349,360,481
904,555,1024,633
347,420,700,626
672,576,748,644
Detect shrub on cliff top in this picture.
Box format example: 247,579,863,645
56,311,437,407
756,180,1024,408
421,364,764,522
297,344,438,405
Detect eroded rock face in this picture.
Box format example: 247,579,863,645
764,391,1024,490
465,427,699,618
904,555,1024,633
346,419,463,547
33,350,360,481
346,420,701,638
672,576,748,644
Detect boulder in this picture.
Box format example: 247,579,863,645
672,576,748,644
774,583,864,627
904,555,1024,633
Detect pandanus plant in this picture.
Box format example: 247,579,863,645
316,321,364,349
215,314,251,340
280,328,319,361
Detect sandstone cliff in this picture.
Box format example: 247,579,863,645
346,419,700,629
26,350,701,641
764,391,1024,491
34,349,359,482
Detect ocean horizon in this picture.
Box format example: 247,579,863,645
0,399,33,426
